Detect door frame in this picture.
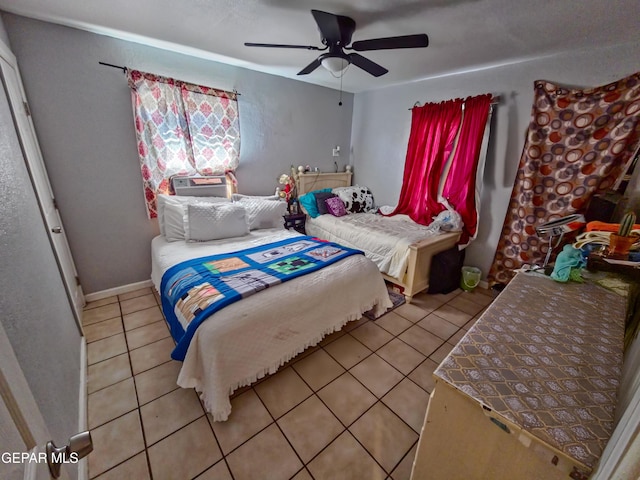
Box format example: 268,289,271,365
0,40,85,331
0,37,88,480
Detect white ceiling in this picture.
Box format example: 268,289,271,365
2,0,639,93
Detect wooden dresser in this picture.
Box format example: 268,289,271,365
411,273,626,480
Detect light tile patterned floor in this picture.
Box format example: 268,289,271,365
83,285,494,480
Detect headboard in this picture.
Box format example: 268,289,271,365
297,172,353,195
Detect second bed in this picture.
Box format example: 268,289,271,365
297,172,461,302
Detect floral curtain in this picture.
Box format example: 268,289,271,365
128,70,240,218
488,72,640,285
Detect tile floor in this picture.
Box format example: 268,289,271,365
82,285,494,480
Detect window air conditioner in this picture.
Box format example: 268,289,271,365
171,176,230,197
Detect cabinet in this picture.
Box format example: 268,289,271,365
411,273,626,480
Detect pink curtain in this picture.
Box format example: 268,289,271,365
128,70,240,218
488,72,640,285
181,83,240,176
441,94,493,245
389,94,492,240
389,99,463,224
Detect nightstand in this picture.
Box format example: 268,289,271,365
283,213,306,235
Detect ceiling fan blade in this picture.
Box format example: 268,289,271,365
350,34,429,51
244,42,322,51
348,53,388,77
297,57,322,75
311,9,355,45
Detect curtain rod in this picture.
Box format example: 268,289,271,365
409,95,500,110
98,61,241,95
99,61,126,73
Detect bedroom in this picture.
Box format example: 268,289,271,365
1,0,639,479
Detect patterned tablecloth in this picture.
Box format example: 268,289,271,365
435,272,626,470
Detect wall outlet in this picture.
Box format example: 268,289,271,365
332,146,340,157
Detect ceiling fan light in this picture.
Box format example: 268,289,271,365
321,56,349,73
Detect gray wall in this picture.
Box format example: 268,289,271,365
0,35,80,475
350,41,640,280
3,13,353,294
0,14,9,47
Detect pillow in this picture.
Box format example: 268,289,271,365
332,186,374,214
185,203,249,241
314,192,337,216
232,193,279,202
164,201,188,242
157,194,230,237
325,196,347,217
237,197,288,230
299,188,332,218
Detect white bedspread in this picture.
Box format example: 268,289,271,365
151,229,392,421
306,213,452,279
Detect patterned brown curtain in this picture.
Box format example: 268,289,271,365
488,72,640,285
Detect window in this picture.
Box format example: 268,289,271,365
127,70,240,218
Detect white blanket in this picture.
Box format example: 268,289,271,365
306,213,455,279
151,229,392,420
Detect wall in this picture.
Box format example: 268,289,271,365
351,41,640,280
3,13,354,294
0,33,80,477
0,13,9,47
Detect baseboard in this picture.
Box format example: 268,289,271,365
479,280,489,290
78,337,88,480
84,279,153,303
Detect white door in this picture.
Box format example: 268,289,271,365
0,42,85,327
0,39,89,480
0,321,68,480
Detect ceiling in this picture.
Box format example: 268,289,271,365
2,0,639,93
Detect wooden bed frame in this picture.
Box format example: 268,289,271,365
381,231,460,303
296,171,352,193
296,172,460,303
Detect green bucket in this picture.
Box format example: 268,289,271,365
461,266,481,292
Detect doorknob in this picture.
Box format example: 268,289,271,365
51,226,62,234
46,431,93,479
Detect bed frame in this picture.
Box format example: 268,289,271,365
297,171,352,193
297,172,460,303
382,232,460,302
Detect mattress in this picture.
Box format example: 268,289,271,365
305,212,452,279
151,229,392,420
151,228,297,290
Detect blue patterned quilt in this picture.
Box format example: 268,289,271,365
160,236,363,360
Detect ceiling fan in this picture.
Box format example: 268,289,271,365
244,9,429,77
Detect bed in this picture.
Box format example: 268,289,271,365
297,172,461,302
151,194,392,421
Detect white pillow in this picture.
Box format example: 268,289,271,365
157,194,230,239
164,201,188,242
237,198,288,230
231,193,280,202
185,203,249,241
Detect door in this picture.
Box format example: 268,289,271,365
0,42,85,328
0,36,88,480
0,322,61,480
